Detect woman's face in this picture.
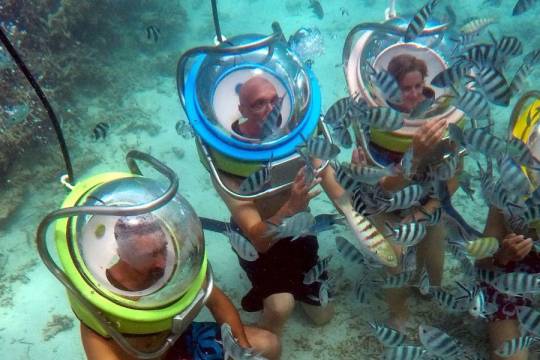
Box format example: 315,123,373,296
399,70,425,111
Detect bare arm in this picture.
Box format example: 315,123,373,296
206,286,250,348
216,169,320,254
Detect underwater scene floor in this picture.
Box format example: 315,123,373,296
2,0,540,359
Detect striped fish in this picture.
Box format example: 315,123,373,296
324,95,361,128
507,137,540,169
496,35,523,57
368,322,406,347
239,161,272,195
386,221,427,247
367,64,401,102
498,155,531,196
476,267,501,283
307,279,330,307
512,0,538,16
459,17,496,34
260,95,285,141
303,255,332,284
457,126,506,155
336,236,367,265
475,66,512,106
418,325,461,358
465,237,499,259
517,306,540,337
334,163,361,193
380,270,416,288
354,282,381,305
469,289,498,319
402,245,417,272
346,163,397,185
297,148,316,186
225,225,259,262
451,32,480,55
357,106,403,131
524,48,540,67
404,0,440,43
303,136,341,160
421,207,443,226
418,267,430,295
221,323,266,360
459,43,500,68
496,336,538,357
384,184,424,212
431,60,472,88
431,287,470,312
347,208,398,267
454,90,491,120
384,345,426,360
332,124,353,148
427,153,460,181
491,272,540,296
265,211,315,240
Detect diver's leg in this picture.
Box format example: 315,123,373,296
244,325,281,360
258,293,295,336
416,223,445,286
488,319,528,360
300,302,334,326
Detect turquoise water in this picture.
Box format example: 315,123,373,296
1,0,540,359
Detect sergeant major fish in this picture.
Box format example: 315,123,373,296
303,255,332,285
496,336,538,357
265,211,315,240
300,136,340,160
238,160,272,195
418,325,461,358
404,0,440,43
92,122,109,140
225,225,259,262
368,322,406,347
221,323,267,360
309,0,324,19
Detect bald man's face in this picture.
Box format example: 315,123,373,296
238,78,278,124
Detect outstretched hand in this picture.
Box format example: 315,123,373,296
495,233,533,266
287,167,321,214
412,119,447,163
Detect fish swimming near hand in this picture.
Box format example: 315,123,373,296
92,122,109,140
146,25,160,42
266,211,315,240
465,237,499,259
491,272,540,296
309,0,324,19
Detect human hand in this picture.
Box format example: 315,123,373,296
351,146,368,166
411,119,447,164
287,167,322,213
494,233,533,266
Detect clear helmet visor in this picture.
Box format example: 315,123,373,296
195,34,311,145
75,177,204,309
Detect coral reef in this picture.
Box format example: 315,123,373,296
42,314,74,341
0,0,188,180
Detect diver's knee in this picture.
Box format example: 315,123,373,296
245,326,281,360
263,293,295,318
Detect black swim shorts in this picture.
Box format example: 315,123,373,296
230,220,327,312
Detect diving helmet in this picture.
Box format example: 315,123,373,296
342,7,465,166
177,23,332,199
37,151,211,359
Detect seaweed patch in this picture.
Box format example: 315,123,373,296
42,314,74,341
